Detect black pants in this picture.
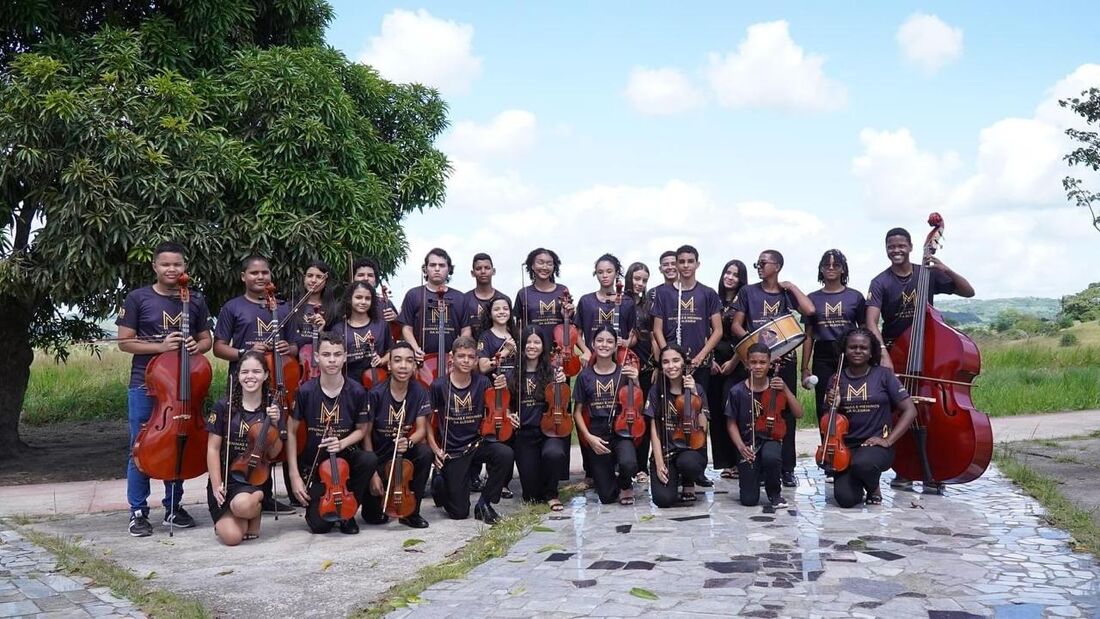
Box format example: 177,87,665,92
514,427,568,502
302,449,376,534
776,361,797,474
587,432,638,504
811,346,840,424
736,441,782,506
437,442,514,519
634,369,655,472
834,444,894,508
362,443,432,521
649,449,705,508
691,365,711,475
710,364,748,469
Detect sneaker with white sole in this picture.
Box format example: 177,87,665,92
128,511,152,537
163,506,196,528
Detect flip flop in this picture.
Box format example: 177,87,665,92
243,533,259,541
720,469,735,479
549,499,565,512
865,492,883,506
619,495,635,506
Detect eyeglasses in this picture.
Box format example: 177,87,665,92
822,264,843,271
753,261,774,270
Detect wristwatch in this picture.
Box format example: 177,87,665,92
238,347,248,360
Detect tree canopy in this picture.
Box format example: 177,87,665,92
0,1,451,455
1061,87,1100,232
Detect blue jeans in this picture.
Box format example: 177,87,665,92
127,387,184,515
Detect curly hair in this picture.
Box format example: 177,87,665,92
838,326,881,366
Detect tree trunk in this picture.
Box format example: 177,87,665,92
0,295,34,460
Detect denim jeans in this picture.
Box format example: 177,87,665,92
127,387,184,515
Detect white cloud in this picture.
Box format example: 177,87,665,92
623,67,705,116
444,158,536,214
358,9,482,95
705,20,847,112
443,110,538,160
852,128,962,216
896,13,963,75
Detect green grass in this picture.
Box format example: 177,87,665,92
994,447,1100,558
12,522,210,618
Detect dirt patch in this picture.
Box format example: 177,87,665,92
0,421,130,485
1007,436,1100,529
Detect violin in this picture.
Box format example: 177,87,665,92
379,283,403,343
816,353,851,474
416,286,450,388
132,273,211,482
480,351,514,442
670,362,706,450
890,213,992,487
263,283,305,459
382,422,416,519
298,305,323,383
360,330,389,389
552,289,582,377
229,392,283,486
753,357,789,443
540,346,574,437
613,349,646,442
317,426,358,523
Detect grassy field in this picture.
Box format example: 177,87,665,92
21,321,1100,427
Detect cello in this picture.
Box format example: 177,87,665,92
360,330,389,389
540,346,574,437
480,351,514,442
552,289,582,377
612,349,646,442
264,283,305,459
417,286,449,388
132,273,211,533
890,213,993,490
815,354,851,474
670,362,707,450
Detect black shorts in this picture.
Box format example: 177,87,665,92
207,480,262,523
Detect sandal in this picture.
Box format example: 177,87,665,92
501,486,514,499
635,471,649,484
548,499,564,512
619,493,635,506
865,491,882,506
720,469,735,479
680,486,697,502
243,533,259,541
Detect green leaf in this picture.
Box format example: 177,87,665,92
531,526,553,533
536,544,565,553
629,587,659,601
639,514,656,522
402,538,425,548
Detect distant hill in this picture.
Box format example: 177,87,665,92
937,297,1061,325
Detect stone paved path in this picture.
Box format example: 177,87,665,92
0,524,144,618
397,462,1100,618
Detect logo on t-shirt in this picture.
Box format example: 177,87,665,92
762,299,781,317
162,311,182,331
901,289,917,307
430,306,451,322
595,378,615,398
824,301,843,319
321,400,340,425
679,297,695,312
352,331,372,349
239,420,251,436
598,307,615,323
452,392,473,411
846,383,868,401
538,299,558,314
256,317,279,337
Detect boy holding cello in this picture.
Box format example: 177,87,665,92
286,332,377,535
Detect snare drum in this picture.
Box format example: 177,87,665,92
735,314,805,364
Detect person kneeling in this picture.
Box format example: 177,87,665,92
646,345,709,508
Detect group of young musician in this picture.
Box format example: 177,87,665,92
118,225,974,544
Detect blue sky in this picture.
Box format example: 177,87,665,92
325,2,1100,299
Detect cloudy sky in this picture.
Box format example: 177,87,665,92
325,2,1099,300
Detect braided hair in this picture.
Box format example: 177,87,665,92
837,326,882,366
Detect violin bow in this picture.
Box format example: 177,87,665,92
258,273,328,349
382,399,409,513
222,371,235,498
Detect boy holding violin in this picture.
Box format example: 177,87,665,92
286,332,377,534
117,241,213,536
362,341,434,528
427,336,516,525
725,343,804,510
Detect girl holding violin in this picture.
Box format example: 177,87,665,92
362,341,434,528
475,296,518,496
574,254,636,361
725,343,804,509
510,325,570,511
801,250,866,431
286,333,377,534
824,327,918,507
117,241,212,536
212,254,298,514
573,327,640,505
205,351,281,545
427,337,516,525
645,344,710,508
624,261,653,484
331,281,392,385
294,260,339,377
514,248,574,345
711,259,749,480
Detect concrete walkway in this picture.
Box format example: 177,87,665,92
3,411,1099,519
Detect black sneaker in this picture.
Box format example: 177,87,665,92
695,475,714,488
399,513,430,529
262,498,295,514
501,485,514,499
163,506,196,529
339,518,360,535
474,503,502,525
129,511,152,537
470,476,485,493
769,495,789,509
781,472,797,488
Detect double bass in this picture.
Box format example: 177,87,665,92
132,274,211,531
890,213,993,489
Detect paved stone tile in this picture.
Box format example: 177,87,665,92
402,462,1100,618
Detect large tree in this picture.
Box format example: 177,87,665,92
1062,87,1100,232
0,1,450,457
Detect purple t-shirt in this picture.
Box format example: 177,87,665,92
367,380,432,453
631,293,655,364
464,288,508,337
515,366,548,428
643,382,710,439
731,283,795,333
331,319,392,383
290,378,369,466
206,398,286,462
116,285,212,388
650,282,721,359
573,365,622,436
213,295,296,375
805,288,867,343
867,265,957,341
574,292,637,348
724,380,789,445
514,283,569,343
826,365,910,442
397,286,469,355
430,374,490,455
